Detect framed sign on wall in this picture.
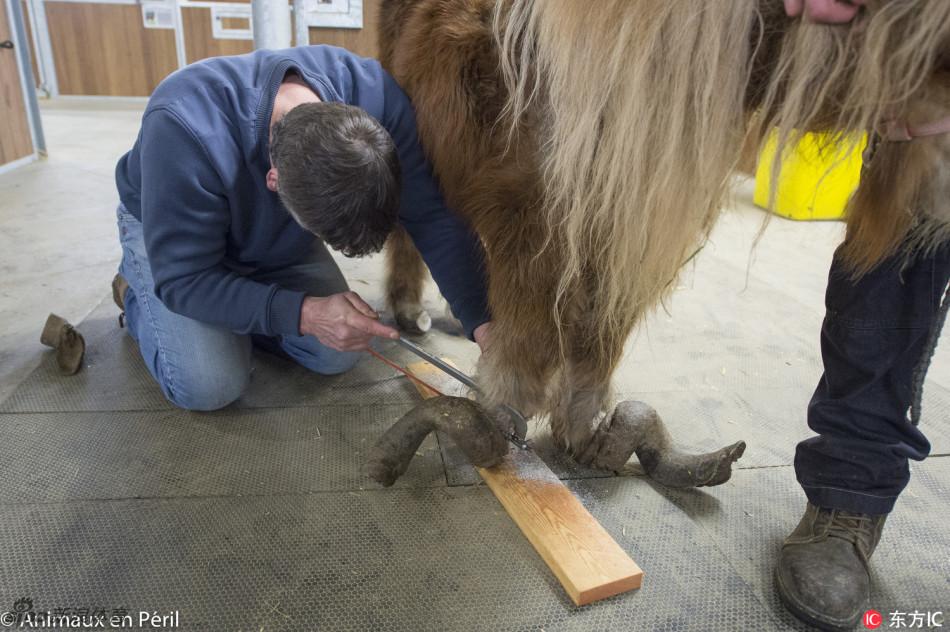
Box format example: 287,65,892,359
302,0,361,29
142,1,175,29
210,4,252,40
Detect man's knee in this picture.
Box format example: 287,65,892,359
294,345,360,376
276,333,360,375
312,349,360,375
164,366,250,411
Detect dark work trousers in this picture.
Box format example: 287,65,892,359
796,242,950,515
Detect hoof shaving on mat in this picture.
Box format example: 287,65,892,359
40,313,85,376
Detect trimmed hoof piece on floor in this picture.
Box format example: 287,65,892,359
590,400,746,488
366,396,508,487
40,313,86,376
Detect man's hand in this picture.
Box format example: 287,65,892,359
300,292,399,352
784,0,865,23
473,321,492,353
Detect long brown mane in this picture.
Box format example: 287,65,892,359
496,0,761,374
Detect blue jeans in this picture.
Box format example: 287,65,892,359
117,205,359,411
797,242,950,515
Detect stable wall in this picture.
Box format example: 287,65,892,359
23,0,380,97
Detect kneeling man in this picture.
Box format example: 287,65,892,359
113,45,490,410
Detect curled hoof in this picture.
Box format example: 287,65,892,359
394,303,432,334
583,400,746,488
647,438,746,488
365,396,508,486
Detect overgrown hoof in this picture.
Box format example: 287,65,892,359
647,439,746,488
365,396,507,486
582,400,746,489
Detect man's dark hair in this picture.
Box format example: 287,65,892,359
270,101,401,257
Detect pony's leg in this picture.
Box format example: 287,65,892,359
549,354,613,463
471,227,563,419
474,316,558,423
554,382,746,487
549,334,746,487
476,354,548,426
384,226,431,334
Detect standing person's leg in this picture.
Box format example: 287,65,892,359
799,244,949,512
249,241,361,375
777,241,950,631
116,205,253,410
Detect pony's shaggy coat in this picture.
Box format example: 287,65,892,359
757,0,950,274
379,0,950,464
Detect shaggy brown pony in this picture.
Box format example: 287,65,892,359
378,0,950,475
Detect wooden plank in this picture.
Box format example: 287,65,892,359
405,360,643,606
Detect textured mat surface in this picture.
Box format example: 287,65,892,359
6,292,947,460
0,300,172,413
0,479,775,632
656,458,950,631
0,301,441,413
1,228,947,631
0,405,444,503
1,464,946,631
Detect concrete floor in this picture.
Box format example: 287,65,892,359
0,100,947,631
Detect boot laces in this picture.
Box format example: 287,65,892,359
826,511,877,559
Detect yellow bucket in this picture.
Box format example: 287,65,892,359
753,132,866,221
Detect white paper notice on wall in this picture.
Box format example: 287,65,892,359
141,2,174,29
303,0,362,29
211,5,253,40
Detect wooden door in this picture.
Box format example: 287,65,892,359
44,2,178,96
307,0,380,58
182,7,253,64
0,0,34,166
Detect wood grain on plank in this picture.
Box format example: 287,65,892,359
404,359,643,605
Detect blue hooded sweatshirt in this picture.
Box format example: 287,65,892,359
115,45,490,339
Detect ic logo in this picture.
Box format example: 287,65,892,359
863,609,883,630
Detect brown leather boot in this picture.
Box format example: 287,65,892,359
111,273,129,311
776,503,887,631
